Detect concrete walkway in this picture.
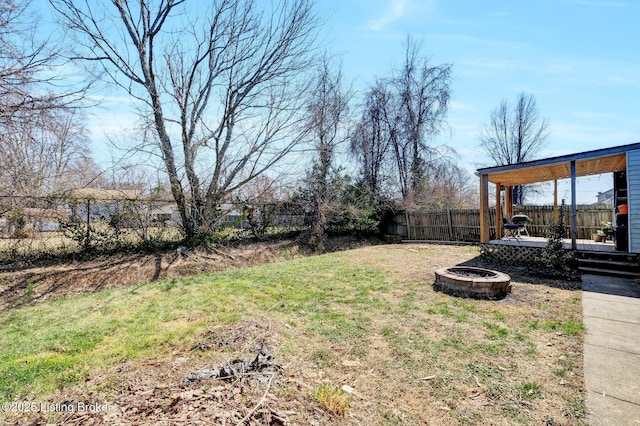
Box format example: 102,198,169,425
582,274,640,425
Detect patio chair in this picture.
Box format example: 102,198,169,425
502,217,523,240
511,214,531,237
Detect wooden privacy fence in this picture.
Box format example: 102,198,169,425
395,205,615,242
399,208,483,242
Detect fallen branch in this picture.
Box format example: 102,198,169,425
235,372,275,426
474,375,482,387
208,246,237,260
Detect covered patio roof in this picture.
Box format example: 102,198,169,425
477,143,638,186
477,142,640,247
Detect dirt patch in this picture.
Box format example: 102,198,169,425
13,319,308,425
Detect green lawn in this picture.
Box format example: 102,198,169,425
0,250,385,397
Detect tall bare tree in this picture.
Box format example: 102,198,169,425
350,36,452,205
304,54,350,247
51,0,320,242
479,92,549,204
350,81,394,198
394,36,451,198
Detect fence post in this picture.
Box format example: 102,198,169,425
405,211,411,240
446,206,453,241
85,199,91,251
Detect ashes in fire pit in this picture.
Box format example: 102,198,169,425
448,267,496,278
434,266,511,299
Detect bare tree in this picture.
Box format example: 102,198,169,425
0,0,87,123
0,0,97,203
350,36,452,205
418,160,478,208
350,81,394,198
51,0,320,242
394,36,451,198
0,106,96,197
479,92,549,204
303,54,350,247
233,175,282,205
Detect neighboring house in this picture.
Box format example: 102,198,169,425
595,188,614,205
146,201,257,228
1,207,69,236
66,191,302,231
150,202,182,226
26,208,70,232
67,188,142,224
219,203,245,227
150,202,300,229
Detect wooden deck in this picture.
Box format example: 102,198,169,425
489,236,618,252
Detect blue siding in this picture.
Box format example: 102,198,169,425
627,150,640,253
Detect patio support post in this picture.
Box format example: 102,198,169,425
480,173,490,243
571,160,577,250
553,179,559,223
505,186,513,218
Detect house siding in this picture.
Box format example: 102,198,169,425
627,150,640,253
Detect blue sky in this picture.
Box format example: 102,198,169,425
40,0,639,203
315,0,640,203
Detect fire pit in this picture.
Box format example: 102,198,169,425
434,266,511,299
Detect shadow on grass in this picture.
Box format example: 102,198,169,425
0,253,155,310
0,234,387,311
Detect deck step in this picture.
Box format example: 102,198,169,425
577,251,640,278
578,258,638,268
578,266,640,279
577,250,637,259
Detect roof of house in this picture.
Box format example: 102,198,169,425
476,141,640,187
67,188,142,201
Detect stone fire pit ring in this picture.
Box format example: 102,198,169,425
434,266,511,299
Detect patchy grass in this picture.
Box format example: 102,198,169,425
0,243,587,425
543,319,586,336
315,384,350,416
518,381,544,400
